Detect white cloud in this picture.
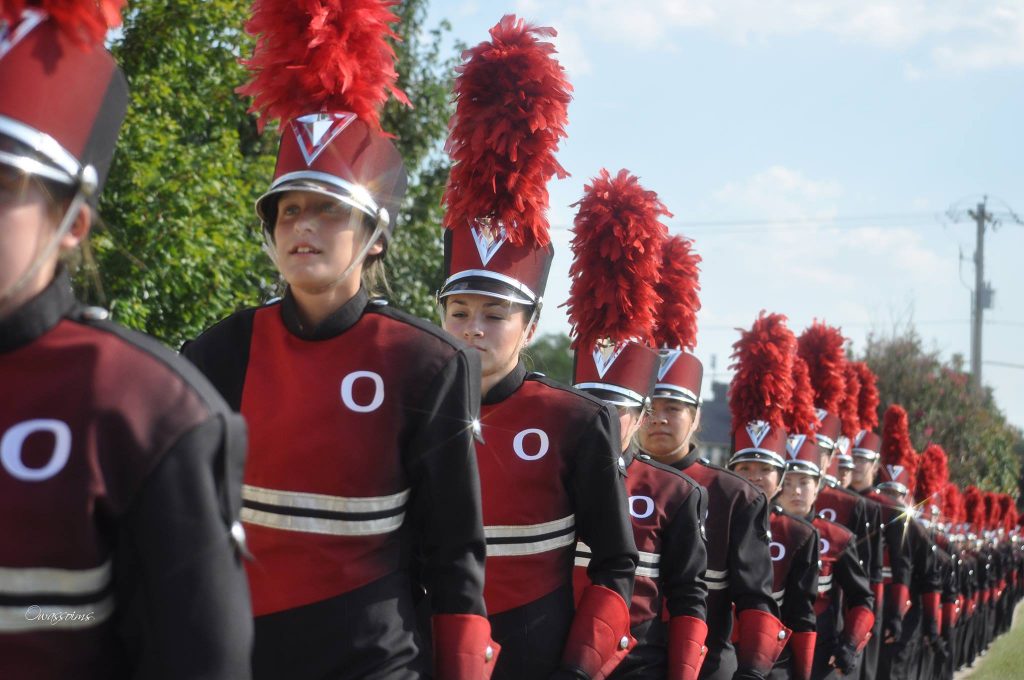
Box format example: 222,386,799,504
514,1,1024,73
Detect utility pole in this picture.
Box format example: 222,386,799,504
968,199,991,390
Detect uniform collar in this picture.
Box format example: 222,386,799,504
0,269,76,353
668,443,701,471
483,361,527,405
280,286,369,340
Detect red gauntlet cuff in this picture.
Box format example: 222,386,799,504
788,631,817,680
922,592,941,635
560,584,635,680
734,609,791,675
872,582,885,614
432,614,499,680
667,615,708,680
943,601,959,630
888,582,912,618
842,605,875,652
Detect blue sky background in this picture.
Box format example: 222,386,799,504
426,0,1024,429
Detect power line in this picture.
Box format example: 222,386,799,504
984,361,1024,370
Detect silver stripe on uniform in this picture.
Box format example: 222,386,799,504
0,596,114,632
0,561,112,596
242,484,410,514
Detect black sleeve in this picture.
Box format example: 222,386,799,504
781,526,819,633
914,525,940,593
117,416,253,680
729,492,779,616
663,486,709,620
180,311,255,411
884,510,912,587
870,504,884,583
836,540,874,613
572,404,639,603
404,348,488,616
942,552,958,603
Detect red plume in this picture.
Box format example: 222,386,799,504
942,483,962,523
785,355,819,435
839,363,861,438
852,362,880,430
652,235,701,351
442,15,572,248
998,495,1013,530
964,486,985,528
881,404,916,490
985,492,1002,531
2,0,125,46
727,312,796,435
797,322,848,413
916,444,948,504
237,0,410,133
566,169,669,350
1003,498,1018,533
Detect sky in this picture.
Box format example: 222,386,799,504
426,0,1024,430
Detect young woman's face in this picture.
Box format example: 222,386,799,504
732,461,782,499
851,457,879,490
441,293,533,387
616,405,645,453
272,190,379,295
778,472,820,517
837,466,853,488
639,398,698,458
0,170,76,317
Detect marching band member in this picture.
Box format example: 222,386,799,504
438,18,638,680
0,2,252,677
183,3,495,677
640,310,788,680
727,314,820,680
570,188,709,680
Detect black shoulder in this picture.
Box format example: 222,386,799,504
700,459,766,499
778,508,819,536
181,306,261,360
527,372,613,415
68,311,231,417
179,306,261,410
637,455,703,494
367,303,469,354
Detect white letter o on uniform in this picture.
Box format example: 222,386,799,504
629,496,655,519
2,419,72,482
819,508,837,523
513,429,549,461
820,538,831,555
340,371,385,413
769,541,786,561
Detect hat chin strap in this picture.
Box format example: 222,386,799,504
0,167,95,311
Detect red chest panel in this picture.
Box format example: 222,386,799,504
240,306,451,615
477,379,589,614
812,517,853,615
769,511,809,600
816,486,854,527
0,320,207,673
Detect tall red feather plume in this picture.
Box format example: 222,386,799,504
985,492,1002,531
998,495,1013,530
881,404,916,490
916,444,948,504
2,0,125,46
797,322,848,413
964,486,985,528
652,235,701,351
727,312,796,435
942,483,961,524
852,362,880,430
839,364,861,438
785,355,819,435
1003,497,1018,533
442,14,571,247
566,168,668,350
237,0,410,133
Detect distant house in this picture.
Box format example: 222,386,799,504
696,381,732,466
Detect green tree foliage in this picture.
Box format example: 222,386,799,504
525,332,573,385
83,0,457,346
861,329,1023,494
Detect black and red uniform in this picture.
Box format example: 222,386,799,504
183,289,488,680
864,491,913,648
662,448,785,680
574,450,709,680
0,271,252,679
809,515,875,680
766,507,820,680
477,363,638,680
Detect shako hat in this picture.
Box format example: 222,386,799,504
438,15,571,307
797,322,848,452
0,0,128,200
876,404,916,498
569,169,667,408
239,0,409,240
